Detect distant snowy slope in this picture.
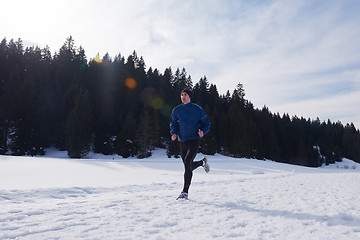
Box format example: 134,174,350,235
1,149,360,239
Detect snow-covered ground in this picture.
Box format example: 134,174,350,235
1,148,360,240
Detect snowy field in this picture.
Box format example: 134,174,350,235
1,148,360,240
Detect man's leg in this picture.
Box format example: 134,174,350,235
180,139,201,193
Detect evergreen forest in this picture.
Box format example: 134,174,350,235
1,37,359,167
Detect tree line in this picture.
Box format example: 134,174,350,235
0,37,359,166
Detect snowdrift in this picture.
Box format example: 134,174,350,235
1,149,360,239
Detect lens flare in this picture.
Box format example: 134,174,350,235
160,104,172,116
141,88,164,109
125,78,136,89
140,88,171,115
152,97,164,110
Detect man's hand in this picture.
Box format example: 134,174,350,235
198,129,204,137
171,134,177,141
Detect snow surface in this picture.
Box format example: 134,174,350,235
1,148,360,240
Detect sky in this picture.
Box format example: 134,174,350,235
1,0,360,129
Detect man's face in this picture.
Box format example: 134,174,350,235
181,92,191,104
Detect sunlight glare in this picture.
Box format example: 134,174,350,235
93,53,102,63
125,77,137,89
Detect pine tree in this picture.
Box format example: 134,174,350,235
135,110,154,158
114,132,135,158
66,89,93,158
1,36,360,167
0,39,9,154
167,138,181,158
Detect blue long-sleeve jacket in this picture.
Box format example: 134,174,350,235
170,102,210,142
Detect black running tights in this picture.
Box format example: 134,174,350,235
180,139,203,193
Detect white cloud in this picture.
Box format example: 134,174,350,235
272,89,360,129
1,0,360,128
